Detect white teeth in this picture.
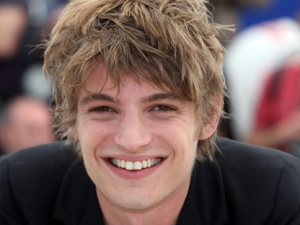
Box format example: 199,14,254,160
110,158,162,171
142,160,148,168
120,160,126,168
147,159,151,167
133,161,142,170
125,161,133,170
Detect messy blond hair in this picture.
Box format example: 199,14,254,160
44,0,226,161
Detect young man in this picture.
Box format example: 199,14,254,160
0,0,300,224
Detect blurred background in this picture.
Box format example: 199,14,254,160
0,0,67,155
0,0,300,158
212,0,300,158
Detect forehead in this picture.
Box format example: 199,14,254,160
81,62,169,95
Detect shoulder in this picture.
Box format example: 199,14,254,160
0,141,76,185
215,137,299,168
214,137,300,224
0,141,77,224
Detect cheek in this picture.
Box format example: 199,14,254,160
77,120,114,153
78,119,104,138
158,126,197,156
77,122,99,147
79,123,107,171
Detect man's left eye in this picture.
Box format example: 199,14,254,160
153,105,175,112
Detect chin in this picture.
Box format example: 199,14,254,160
112,197,158,212
104,188,164,212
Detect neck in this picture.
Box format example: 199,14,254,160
104,207,179,225
97,182,190,225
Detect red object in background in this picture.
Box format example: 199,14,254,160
255,58,300,130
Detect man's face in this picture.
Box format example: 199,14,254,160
75,63,212,212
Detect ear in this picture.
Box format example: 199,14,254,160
198,95,222,140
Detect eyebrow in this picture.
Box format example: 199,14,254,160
79,92,180,106
141,93,180,103
79,93,117,106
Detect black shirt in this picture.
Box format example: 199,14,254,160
1,137,300,224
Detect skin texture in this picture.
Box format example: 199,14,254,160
74,63,219,225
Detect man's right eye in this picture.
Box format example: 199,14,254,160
89,106,113,113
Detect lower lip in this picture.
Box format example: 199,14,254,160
104,159,164,180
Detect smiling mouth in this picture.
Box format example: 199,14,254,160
109,158,163,171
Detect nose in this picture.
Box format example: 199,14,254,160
114,113,152,151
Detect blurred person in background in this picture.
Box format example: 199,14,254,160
0,96,55,155
0,0,29,105
224,18,300,159
248,53,300,157
0,0,27,59
208,0,272,139
209,0,300,141
0,0,68,107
